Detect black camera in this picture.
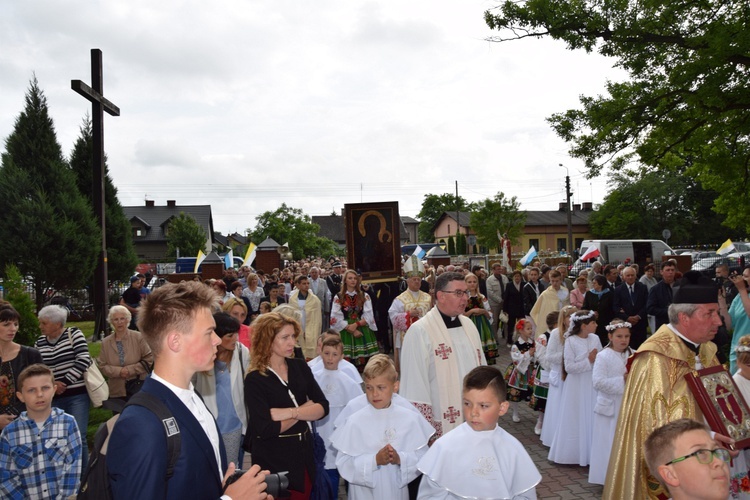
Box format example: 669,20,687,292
224,470,290,498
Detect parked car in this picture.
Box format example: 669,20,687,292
692,255,743,276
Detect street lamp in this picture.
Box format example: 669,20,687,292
559,164,573,259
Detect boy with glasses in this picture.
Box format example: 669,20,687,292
644,419,730,500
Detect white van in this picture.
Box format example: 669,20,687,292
571,240,674,275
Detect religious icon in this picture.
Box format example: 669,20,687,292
686,365,750,449
345,202,401,281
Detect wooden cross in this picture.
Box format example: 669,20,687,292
72,48,120,339
434,343,453,360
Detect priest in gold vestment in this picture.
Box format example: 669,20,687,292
603,271,727,500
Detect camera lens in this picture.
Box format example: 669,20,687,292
265,471,290,498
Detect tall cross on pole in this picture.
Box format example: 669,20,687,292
72,49,120,340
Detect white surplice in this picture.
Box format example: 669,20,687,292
334,393,420,429
331,403,434,500
312,366,364,469
540,328,564,447
309,356,362,383
417,422,541,499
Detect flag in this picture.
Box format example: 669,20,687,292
193,250,206,273
580,245,601,261
520,246,537,266
717,239,735,255
243,242,257,266
224,249,234,269
413,245,426,259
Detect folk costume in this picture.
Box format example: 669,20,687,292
417,422,541,500
331,292,379,371
530,330,550,413
400,307,486,439
588,338,633,485
505,337,535,403
331,403,434,500
465,292,498,363
603,271,722,500
289,289,322,360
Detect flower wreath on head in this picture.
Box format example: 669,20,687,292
605,322,632,332
564,310,597,338
736,345,750,354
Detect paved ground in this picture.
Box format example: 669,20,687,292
492,344,604,500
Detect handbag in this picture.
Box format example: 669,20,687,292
125,360,152,397
309,421,334,500
67,329,109,407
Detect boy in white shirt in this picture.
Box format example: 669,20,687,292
308,330,361,383
418,365,541,499
332,354,433,500
312,336,364,498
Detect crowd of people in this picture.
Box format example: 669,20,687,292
1,252,750,499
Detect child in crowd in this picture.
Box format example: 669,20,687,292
331,354,433,500
731,335,750,496
312,336,364,498
308,330,362,383
540,305,577,447
644,419,730,500
417,365,541,499
530,311,559,435
505,319,536,423
588,319,633,485
0,363,82,498
547,310,601,466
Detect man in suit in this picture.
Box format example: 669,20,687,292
486,263,508,343
522,267,546,317
308,266,331,331
603,264,621,290
647,261,678,332
613,266,649,349
326,261,344,296
107,281,270,500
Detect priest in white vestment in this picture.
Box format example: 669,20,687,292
400,272,486,438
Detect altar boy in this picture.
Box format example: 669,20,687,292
331,355,433,500
417,366,541,499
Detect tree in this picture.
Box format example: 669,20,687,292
470,192,526,250
588,169,744,244
3,264,40,346
485,0,750,231
166,212,207,258
249,203,340,260
456,233,467,255
0,77,100,309
69,117,138,281
417,193,474,243
447,236,456,255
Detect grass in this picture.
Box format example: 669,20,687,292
68,321,114,448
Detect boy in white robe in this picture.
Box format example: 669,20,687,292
332,355,433,500
312,336,364,498
418,365,541,499
309,330,362,383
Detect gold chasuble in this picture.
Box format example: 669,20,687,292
603,325,719,500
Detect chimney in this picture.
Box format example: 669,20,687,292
582,202,593,211
573,204,581,212
145,200,154,208
167,200,176,208
558,202,567,212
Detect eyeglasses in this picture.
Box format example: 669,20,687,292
440,289,470,298
665,448,730,466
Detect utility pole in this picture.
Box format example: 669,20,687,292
455,181,461,256
559,164,573,258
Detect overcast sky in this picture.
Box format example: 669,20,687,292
1,1,624,236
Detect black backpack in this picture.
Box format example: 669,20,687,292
78,391,182,500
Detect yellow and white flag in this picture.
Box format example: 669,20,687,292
194,250,206,273
717,239,735,255
243,242,257,266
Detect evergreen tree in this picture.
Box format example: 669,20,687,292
448,236,456,255
0,77,99,309
69,117,138,281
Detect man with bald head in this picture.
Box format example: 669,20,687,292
612,266,649,349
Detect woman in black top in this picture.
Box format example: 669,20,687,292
582,275,616,347
0,304,43,430
244,312,329,498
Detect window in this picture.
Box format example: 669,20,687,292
132,227,144,238
447,224,451,234
529,238,539,250
557,238,567,251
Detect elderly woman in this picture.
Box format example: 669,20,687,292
194,312,250,467
35,304,93,472
244,312,329,499
0,304,43,430
242,273,265,321
97,305,153,403
570,276,588,309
